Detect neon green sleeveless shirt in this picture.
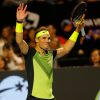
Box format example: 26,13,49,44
32,51,54,99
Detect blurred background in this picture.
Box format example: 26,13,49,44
0,0,100,100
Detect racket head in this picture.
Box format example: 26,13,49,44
71,1,87,22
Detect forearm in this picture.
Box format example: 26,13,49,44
63,30,79,53
56,30,79,58
63,19,84,52
56,16,84,58
15,21,29,54
15,22,24,44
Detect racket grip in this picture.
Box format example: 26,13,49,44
81,28,85,36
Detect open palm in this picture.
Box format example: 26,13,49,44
16,3,28,21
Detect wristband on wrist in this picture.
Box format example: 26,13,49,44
16,19,23,23
69,31,79,42
15,22,23,33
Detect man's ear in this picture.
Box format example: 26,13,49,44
35,38,39,43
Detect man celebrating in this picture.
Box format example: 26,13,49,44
15,3,85,100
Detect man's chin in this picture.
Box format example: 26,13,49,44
44,47,50,50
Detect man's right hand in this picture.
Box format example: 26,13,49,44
16,3,28,22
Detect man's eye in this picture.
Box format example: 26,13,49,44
43,37,46,39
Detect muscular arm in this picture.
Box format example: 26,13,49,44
15,3,29,54
56,40,76,58
16,31,29,54
56,30,78,58
56,15,85,59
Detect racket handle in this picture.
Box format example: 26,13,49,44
81,28,85,36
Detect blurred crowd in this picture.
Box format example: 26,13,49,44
0,19,100,71
0,25,25,71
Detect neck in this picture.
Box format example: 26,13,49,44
35,45,46,55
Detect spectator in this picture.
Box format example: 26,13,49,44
0,55,7,71
2,43,25,71
47,24,61,49
27,27,36,48
77,29,100,57
0,25,13,55
92,29,100,50
77,29,93,57
0,25,14,43
90,49,100,67
60,19,75,39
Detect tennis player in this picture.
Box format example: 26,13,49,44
15,3,85,100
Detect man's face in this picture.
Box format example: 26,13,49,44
36,34,51,50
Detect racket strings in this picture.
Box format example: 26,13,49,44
72,3,87,21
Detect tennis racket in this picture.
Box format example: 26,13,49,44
71,1,87,36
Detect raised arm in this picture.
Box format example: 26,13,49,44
15,3,29,54
56,15,85,58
